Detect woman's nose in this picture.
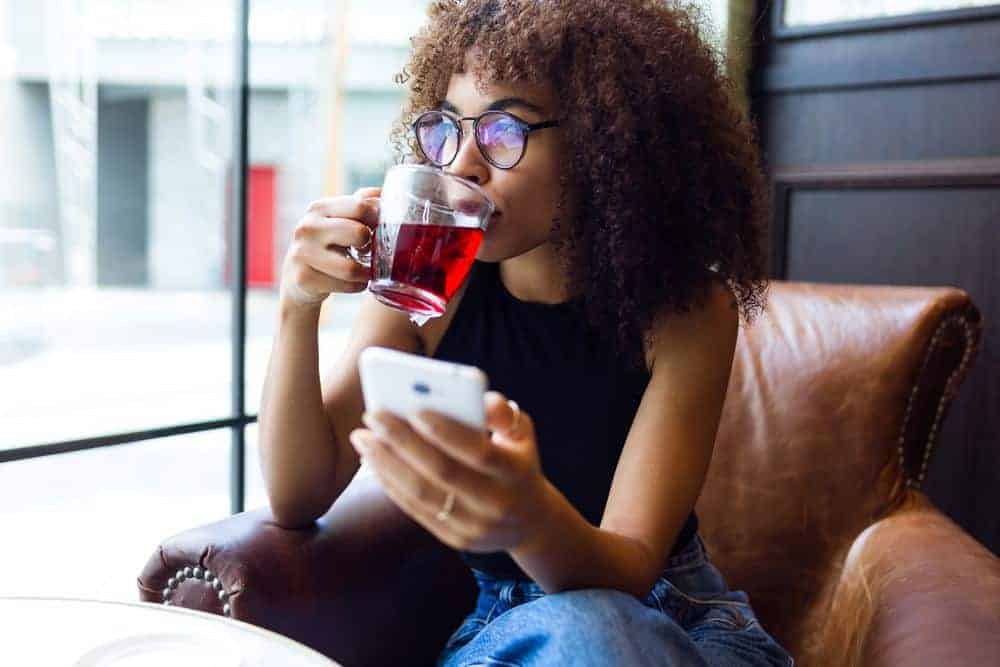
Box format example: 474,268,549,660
446,128,490,185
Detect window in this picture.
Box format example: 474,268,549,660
782,0,1000,28
243,0,426,415
0,0,426,602
1,0,240,449
0,432,230,600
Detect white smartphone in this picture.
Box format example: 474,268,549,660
358,346,489,429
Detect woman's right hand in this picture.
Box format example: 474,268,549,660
279,186,381,310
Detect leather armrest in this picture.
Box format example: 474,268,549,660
138,473,477,666
804,493,1000,666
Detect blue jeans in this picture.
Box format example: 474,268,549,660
435,534,794,666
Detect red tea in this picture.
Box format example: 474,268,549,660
369,223,484,317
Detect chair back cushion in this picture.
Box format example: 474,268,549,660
694,280,980,652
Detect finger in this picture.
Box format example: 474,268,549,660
484,391,535,446
301,244,371,285
484,392,519,438
409,408,513,479
290,262,366,300
353,185,382,201
307,196,378,226
316,217,372,250
350,429,473,548
374,467,472,550
355,197,380,228
351,428,426,497
364,411,500,516
298,264,368,294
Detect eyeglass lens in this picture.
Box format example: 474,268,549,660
416,112,526,168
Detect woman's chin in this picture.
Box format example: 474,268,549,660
475,242,503,263
476,229,506,262
477,239,523,263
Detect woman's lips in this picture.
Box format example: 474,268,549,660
453,197,501,217
454,199,484,215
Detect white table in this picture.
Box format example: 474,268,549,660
0,597,341,666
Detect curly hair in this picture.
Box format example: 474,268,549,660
389,0,771,371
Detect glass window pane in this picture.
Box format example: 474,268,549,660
1,0,241,450
244,0,431,415
783,0,999,28
0,430,230,601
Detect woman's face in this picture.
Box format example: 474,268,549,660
438,63,571,262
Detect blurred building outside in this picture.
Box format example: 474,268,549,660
2,0,421,294
0,0,431,450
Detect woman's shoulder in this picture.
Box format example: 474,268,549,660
643,277,738,372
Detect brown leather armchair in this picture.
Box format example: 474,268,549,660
138,281,1000,666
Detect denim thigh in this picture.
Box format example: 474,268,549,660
643,536,793,666
436,534,793,667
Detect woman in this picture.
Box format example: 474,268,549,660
260,0,792,665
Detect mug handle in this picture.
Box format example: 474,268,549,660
347,196,380,269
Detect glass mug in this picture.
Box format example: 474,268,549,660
348,164,495,324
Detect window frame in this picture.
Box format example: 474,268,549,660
774,0,1000,40
0,0,254,516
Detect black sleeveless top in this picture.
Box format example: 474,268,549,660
431,260,698,581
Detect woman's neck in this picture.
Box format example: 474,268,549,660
498,242,578,305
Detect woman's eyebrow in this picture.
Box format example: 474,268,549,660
439,97,546,116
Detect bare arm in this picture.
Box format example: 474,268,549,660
258,293,422,528
257,187,424,528
257,301,329,526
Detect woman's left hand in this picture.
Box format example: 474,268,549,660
349,391,549,554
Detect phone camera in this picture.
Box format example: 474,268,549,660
413,382,431,394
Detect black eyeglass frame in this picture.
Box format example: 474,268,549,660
411,109,561,170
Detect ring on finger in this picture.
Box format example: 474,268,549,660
436,489,456,522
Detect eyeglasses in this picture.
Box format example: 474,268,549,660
412,109,560,170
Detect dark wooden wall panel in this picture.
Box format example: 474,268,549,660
764,20,1000,71
786,189,997,282
760,81,1000,165
752,1,1000,553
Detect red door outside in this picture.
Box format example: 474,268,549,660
224,164,276,288
247,165,275,288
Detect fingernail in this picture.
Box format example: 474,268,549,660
412,411,435,432
350,430,370,454
362,412,386,435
